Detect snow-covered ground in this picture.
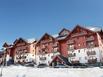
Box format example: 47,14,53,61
1,66,103,77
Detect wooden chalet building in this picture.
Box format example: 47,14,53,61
2,25,103,66
58,25,103,64
36,33,60,65
3,38,37,64
3,42,14,62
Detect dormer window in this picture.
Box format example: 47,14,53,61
59,28,70,36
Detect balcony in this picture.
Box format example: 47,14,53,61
87,51,96,56
71,60,80,64
68,46,75,50
70,57,79,63
86,36,95,42
88,58,97,64
71,32,86,37
68,53,76,57
67,40,75,45
39,57,46,61
53,43,58,47
41,39,52,44
86,41,95,48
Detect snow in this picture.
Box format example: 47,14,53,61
26,38,36,43
85,26,102,32
52,34,59,38
0,66,103,77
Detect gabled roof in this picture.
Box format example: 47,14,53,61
57,35,67,41
24,38,36,43
13,37,36,45
59,28,70,35
57,28,70,41
66,25,96,39
13,38,27,45
36,33,56,45
49,55,71,66
3,42,9,47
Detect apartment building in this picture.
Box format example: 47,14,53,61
35,33,60,65
3,38,36,64
58,25,103,64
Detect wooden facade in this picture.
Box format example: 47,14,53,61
58,25,103,64
3,38,36,64
36,33,60,65
2,25,103,65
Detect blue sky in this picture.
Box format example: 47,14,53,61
0,0,103,48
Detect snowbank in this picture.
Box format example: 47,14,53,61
1,66,103,77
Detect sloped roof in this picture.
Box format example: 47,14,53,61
85,26,103,32
57,35,67,41
36,33,56,45
25,38,36,43
56,28,70,41
13,37,36,45
65,25,96,40
52,34,59,38
59,28,70,35
49,55,71,66
3,42,9,47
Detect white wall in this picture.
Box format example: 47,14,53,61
36,52,60,65
68,47,102,64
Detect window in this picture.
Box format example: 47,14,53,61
40,57,46,60
74,53,76,56
86,36,94,41
87,41,95,48
68,44,75,50
78,50,80,53
85,57,87,60
87,51,96,56
51,56,54,59
53,47,58,52
79,57,81,60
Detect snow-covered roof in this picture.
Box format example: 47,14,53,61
57,35,67,40
85,26,102,32
52,34,59,38
26,38,36,43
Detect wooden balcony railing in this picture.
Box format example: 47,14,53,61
68,46,75,50
71,32,86,37
87,51,96,56
67,40,75,45
39,57,46,61
53,43,58,47
86,37,94,42
68,53,76,57
88,58,97,64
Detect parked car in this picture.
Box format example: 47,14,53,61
37,64,48,68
